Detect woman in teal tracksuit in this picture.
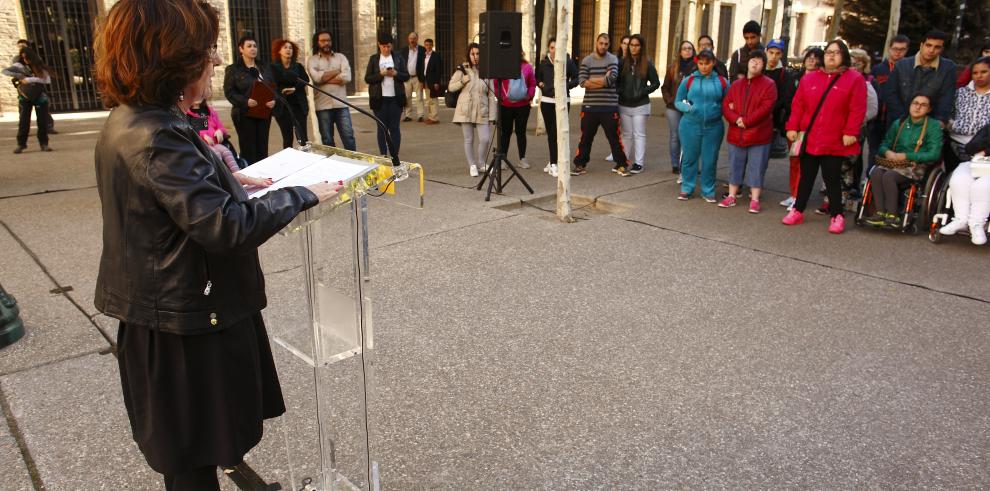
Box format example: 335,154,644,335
674,49,728,201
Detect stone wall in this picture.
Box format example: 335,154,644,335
0,0,25,115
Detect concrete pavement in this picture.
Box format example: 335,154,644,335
0,98,987,489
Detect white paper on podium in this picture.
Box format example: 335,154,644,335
245,149,373,199
238,148,328,181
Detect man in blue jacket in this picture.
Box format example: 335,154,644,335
886,30,957,125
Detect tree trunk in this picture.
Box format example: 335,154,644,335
767,0,779,41
555,0,574,222
950,0,966,55
780,0,792,58
883,0,901,55
536,0,556,136
672,0,687,49
826,0,843,41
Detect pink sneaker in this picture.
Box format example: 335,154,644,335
828,214,845,234
748,200,761,214
718,195,737,208
782,209,804,225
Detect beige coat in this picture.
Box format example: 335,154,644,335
448,64,497,124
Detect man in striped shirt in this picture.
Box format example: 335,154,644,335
573,33,630,176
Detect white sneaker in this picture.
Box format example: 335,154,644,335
939,218,968,236
543,162,551,173
779,196,796,208
970,222,988,245
479,163,487,172
605,154,614,162
518,158,531,169
548,163,558,177
469,165,479,177
676,176,683,184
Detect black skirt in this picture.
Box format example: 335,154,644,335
116,312,285,475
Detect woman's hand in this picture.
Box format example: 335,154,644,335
265,100,275,109
735,117,745,128
306,181,344,203
240,175,274,187
247,98,258,107
842,135,857,146
786,130,798,142
884,150,898,159
281,87,296,95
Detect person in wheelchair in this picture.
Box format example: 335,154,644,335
938,122,990,244
864,93,942,227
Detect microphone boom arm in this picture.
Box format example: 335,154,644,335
298,77,403,169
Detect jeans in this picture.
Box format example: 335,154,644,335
678,118,724,197
540,102,561,164
316,108,356,151
665,108,682,170
619,106,649,167
795,153,844,217
727,143,771,188
497,104,531,158
16,100,49,147
574,110,626,167
948,161,990,225
460,123,492,167
373,97,402,156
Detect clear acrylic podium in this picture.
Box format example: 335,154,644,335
257,144,423,491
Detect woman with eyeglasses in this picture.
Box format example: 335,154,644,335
224,35,275,164
617,34,661,174
93,1,339,487
662,41,696,176
783,40,867,234
863,94,941,228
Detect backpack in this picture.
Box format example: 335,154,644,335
445,65,466,109
505,76,528,102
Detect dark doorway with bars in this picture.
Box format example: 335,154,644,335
315,0,356,94
228,0,284,66
20,0,101,112
436,0,469,90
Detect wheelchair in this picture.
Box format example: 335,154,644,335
854,162,945,235
927,164,990,243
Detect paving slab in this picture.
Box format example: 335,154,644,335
1,353,160,490
354,213,989,488
597,181,990,302
0,118,105,199
0,401,34,491
0,221,108,375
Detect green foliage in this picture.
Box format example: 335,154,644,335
838,0,990,64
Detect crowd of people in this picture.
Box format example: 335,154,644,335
7,19,989,244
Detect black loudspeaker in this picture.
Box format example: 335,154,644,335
479,11,522,79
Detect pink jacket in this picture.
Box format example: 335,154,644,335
786,68,867,157
495,62,537,108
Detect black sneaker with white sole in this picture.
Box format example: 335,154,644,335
630,164,643,174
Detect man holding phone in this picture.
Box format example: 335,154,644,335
365,32,410,156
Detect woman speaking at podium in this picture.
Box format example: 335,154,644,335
92,1,338,488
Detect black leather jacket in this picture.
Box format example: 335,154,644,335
94,104,318,335
224,58,274,120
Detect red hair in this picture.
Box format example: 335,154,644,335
271,39,300,64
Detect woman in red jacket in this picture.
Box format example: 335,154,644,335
783,40,867,233
720,50,777,213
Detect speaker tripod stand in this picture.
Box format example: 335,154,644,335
476,104,534,201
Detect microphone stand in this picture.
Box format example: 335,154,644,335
297,77,406,177
259,82,308,149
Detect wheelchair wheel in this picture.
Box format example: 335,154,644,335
928,176,950,243
919,165,945,227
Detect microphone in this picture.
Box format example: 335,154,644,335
296,77,403,170
249,66,307,149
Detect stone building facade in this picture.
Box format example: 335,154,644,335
0,0,833,115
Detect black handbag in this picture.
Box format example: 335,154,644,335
17,83,43,103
